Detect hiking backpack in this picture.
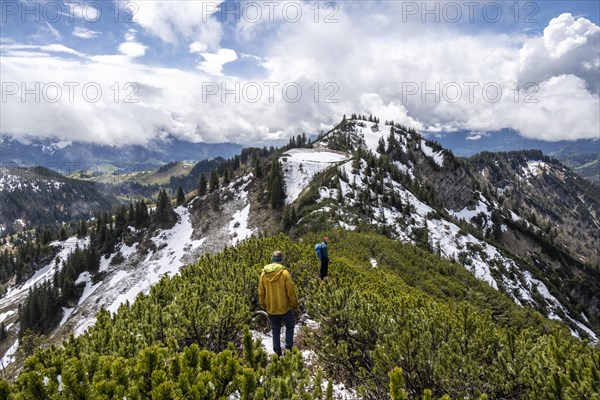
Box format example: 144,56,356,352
315,243,323,260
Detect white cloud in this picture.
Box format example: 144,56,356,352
466,131,490,141
1,44,84,57
519,13,600,93
65,2,101,21
189,41,208,54
122,0,224,50
118,30,147,58
543,13,599,58
72,27,101,39
118,42,147,58
1,5,598,145
198,49,238,75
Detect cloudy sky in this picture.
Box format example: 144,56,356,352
1,0,599,146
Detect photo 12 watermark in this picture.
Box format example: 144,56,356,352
201,81,340,104
0,1,340,25
1,82,140,104
397,1,539,24
2,1,100,23
212,1,339,23
401,81,540,104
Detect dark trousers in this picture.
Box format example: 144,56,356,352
268,309,295,356
320,257,329,279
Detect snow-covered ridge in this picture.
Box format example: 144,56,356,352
281,148,349,204
448,193,493,226
0,237,89,308
0,236,89,367
228,175,255,245
520,160,548,179
308,154,597,341
0,207,210,366
331,118,444,172
104,207,205,315
420,140,445,167
0,168,64,193
42,140,72,155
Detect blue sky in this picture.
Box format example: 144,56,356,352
1,1,599,145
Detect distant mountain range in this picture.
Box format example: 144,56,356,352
0,134,243,173
425,129,600,184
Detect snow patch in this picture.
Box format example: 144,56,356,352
420,140,444,167
1,339,19,367
106,208,205,315
0,236,89,310
229,204,253,245
76,272,102,306
59,307,74,327
74,317,97,337
0,310,16,324
109,270,128,287
521,160,547,179
449,194,491,223
281,149,349,204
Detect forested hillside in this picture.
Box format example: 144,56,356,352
2,233,598,399
0,166,119,232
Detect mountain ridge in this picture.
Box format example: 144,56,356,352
0,133,243,172
0,114,598,396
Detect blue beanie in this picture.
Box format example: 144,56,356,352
271,253,283,263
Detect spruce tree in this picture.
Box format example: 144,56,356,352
268,159,286,209
128,202,135,224
134,201,150,228
176,186,185,206
222,169,231,186
59,226,68,241
377,137,386,154
254,159,263,179
198,173,208,196
209,170,219,192
0,322,6,342
77,220,88,238
155,190,173,225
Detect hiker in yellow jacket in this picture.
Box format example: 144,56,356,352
258,251,299,356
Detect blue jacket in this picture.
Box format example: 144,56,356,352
321,242,329,260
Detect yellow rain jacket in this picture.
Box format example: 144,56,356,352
258,263,299,315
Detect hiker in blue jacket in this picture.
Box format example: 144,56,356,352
315,236,329,279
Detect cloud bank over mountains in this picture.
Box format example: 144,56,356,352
1,1,598,145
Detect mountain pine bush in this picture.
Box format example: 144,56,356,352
2,232,598,399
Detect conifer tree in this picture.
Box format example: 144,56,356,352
0,322,6,342
210,170,220,192
254,158,263,179
268,159,286,209
114,205,127,235
77,220,88,238
59,226,68,241
128,202,135,224
134,201,150,228
377,137,386,154
198,173,208,196
176,186,185,206
282,206,292,231
223,169,232,186
155,190,174,224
